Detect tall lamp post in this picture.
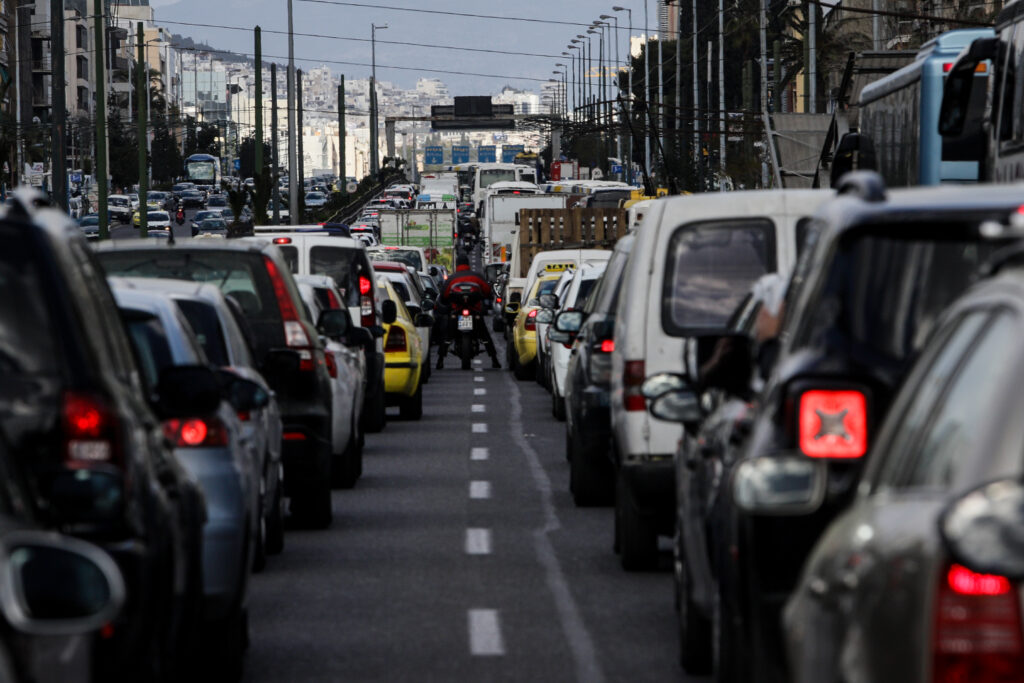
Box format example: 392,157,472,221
370,23,388,175
568,43,582,123
561,51,575,119
600,13,622,179
554,66,568,118
613,6,632,183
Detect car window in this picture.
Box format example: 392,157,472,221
0,233,56,378
662,219,775,334
175,299,230,367
573,278,598,308
871,311,989,493
123,312,175,392
387,277,411,303
279,246,299,273
310,246,362,306
586,239,633,315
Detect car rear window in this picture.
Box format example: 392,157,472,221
662,219,775,334
123,312,174,391
792,229,999,367
278,246,299,273
573,278,598,307
0,235,57,378
175,299,229,367
310,246,364,307
370,249,423,271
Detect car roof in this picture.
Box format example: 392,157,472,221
107,283,203,364
95,236,276,255
371,260,410,272
295,273,337,289
245,233,364,249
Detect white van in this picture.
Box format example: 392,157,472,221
609,189,833,569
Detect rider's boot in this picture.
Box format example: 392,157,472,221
436,342,448,369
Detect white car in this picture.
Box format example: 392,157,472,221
108,194,132,222
295,274,366,488
142,210,172,229
305,191,328,209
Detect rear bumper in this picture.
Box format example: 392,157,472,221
384,355,421,397
279,409,331,497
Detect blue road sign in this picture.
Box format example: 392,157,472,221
69,173,82,183
452,145,470,164
611,164,623,174
424,146,444,165
477,146,496,163
501,145,525,163
233,159,241,170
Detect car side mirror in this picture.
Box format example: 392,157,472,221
155,365,221,418
554,310,584,334
504,302,521,315
218,372,270,413
316,309,350,340
0,532,125,636
649,390,702,423
548,328,571,345
381,300,398,325
421,298,436,312
939,479,1024,581
536,309,555,325
731,457,826,516
344,327,374,348
641,373,690,400
686,333,755,396
414,313,434,328
939,36,996,137
538,293,559,309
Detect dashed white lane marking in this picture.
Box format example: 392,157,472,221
468,609,505,656
471,404,486,413
465,528,492,555
472,423,488,433
469,480,492,499
474,367,483,372
471,447,489,461
474,376,485,383
474,387,487,396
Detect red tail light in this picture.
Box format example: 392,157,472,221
359,275,375,327
62,391,120,465
273,237,292,245
932,563,1023,683
325,352,338,378
798,389,868,458
525,308,539,331
384,326,407,352
283,431,307,441
265,255,316,370
359,275,372,295
462,309,470,316
163,417,229,448
600,339,615,353
624,360,646,411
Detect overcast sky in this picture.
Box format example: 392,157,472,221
149,0,656,95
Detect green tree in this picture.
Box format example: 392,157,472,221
238,136,272,180
151,121,183,182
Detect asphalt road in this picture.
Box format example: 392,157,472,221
108,207,201,240
243,337,704,682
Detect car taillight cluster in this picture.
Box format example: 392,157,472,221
797,389,868,458
359,275,375,327
525,308,539,331
62,391,121,465
932,563,1023,682
325,351,338,379
265,256,316,372
163,417,229,448
325,288,341,309
624,360,646,411
384,326,407,352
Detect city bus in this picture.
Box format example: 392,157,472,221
941,0,1024,183
859,28,993,186
184,154,222,186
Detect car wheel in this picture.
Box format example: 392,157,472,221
206,606,248,681
265,466,285,555
570,439,614,507
513,357,533,381
677,532,712,673
362,384,387,433
552,384,566,421
293,450,333,529
493,316,504,332
399,384,423,420
713,588,740,683
617,472,657,571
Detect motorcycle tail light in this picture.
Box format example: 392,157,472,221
798,389,868,458
462,309,470,316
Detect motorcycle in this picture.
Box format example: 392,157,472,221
444,281,486,370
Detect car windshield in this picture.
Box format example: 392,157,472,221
200,220,226,229
208,197,227,206
110,197,128,207
480,169,516,188
80,216,99,226
306,193,324,200
148,212,169,221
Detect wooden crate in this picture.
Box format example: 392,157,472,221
517,208,628,277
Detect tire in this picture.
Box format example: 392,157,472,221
552,384,567,421
493,316,504,332
713,588,740,683
265,468,285,556
399,384,423,420
293,465,332,530
677,532,712,673
570,439,614,507
513,356,534,381
362,383,387,433
460,335,472,370
207,607,248,682
617,472,658,571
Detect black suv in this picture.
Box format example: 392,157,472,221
669,176,1024,682
0,196,209,680
96,240,336,528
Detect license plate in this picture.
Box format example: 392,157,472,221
458,315,473,331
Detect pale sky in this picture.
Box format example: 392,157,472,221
148,0,657,95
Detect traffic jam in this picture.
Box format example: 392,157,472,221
5,7,1024,683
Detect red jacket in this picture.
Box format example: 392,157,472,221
442,264,492,313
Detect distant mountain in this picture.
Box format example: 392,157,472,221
169,34,249,64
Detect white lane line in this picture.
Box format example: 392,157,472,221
471,404,486,413
471,447,489,461
469,480,492,499
473,358,483,366
468,609,505,656
474,376,485,383
472,423,488,433
465,528,492,555
503,372,606,682
474,387,487,396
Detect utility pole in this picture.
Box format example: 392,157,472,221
643,0,651,182
287,0,298,224
657,25,664,175
338,78,346,185
693,0,700,171
271,63,280,225
719,0,726,178
808,0,817,113
675,7,681,162
613,6,632,182
51,0,67,210
760,0,768,114
297,69,304,198
136,23,148,236
872,0,880,50
371,23,388,176
93,0,108,238
254,26,264,183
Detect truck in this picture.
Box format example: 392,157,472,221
481,193,568,263
376,208,457,269
511,206,629,279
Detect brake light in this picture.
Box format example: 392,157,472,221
325,352,338,378
526,308,539,331
62,391,119,464
624,360,646,411
266,255,315,368
283,431,307,441
600,339,615,353
163,417,229,448
496,296,502,303
932,563,1023,683
273,237,292,245
384,326,407,352
798,389,868,458
359,275,372,295
462,309,470,316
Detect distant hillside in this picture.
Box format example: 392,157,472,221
170,34,249,64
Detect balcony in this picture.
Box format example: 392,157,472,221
32,56,51,73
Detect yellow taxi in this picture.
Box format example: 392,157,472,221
378,277,425,420
509,273,562,380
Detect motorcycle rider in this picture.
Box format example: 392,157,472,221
436,254,501,370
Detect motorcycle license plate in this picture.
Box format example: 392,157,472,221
458,315,474,331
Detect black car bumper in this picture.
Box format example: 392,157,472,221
279,406,331,497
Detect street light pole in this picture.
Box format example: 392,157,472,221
613,6,632,183
370,23,388,176
643,0,651,181
287,0,298,224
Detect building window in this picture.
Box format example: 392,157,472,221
77,86,89,112
76,25,87,50
77,56,88,81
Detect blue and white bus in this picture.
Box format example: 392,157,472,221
859,28,993,186
184,154,222,186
